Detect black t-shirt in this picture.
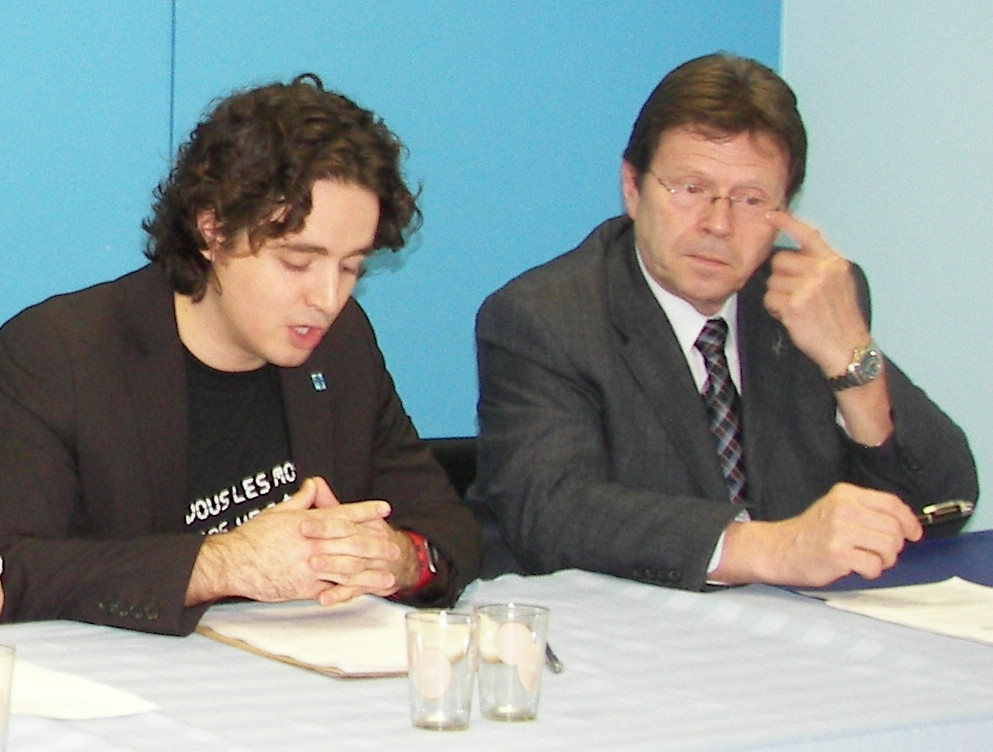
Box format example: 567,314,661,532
184,349,299,535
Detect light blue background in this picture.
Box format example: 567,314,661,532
781,0,992,531
2,1,987,531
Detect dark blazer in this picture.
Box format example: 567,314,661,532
469,216,977,589
0,265,481,635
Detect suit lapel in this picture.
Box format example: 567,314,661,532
120,268,189,532
736,259,803,517
281,361,337,485
604,233,729,501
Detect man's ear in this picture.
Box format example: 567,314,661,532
195,209,223,260
620,160,641,220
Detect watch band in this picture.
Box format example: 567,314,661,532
828,341,882,392
401,530,438,593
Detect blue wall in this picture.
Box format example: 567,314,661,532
2,2,986,528
0,2,171,319
782,0,992,531
1,0,780,438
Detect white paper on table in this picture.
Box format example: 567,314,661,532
803,576,993,645
11,660,159,719
196,595,411,677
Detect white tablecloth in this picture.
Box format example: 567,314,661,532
3,570,992,751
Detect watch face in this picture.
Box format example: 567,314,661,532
425,542,440,574
829,346,882,391
856,349,882,383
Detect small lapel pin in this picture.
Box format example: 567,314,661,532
310,371,327,391
771,331,786,358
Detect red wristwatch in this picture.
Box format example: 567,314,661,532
403,530,439,592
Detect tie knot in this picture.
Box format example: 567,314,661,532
695,318,729,357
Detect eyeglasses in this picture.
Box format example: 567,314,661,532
648,170,783,220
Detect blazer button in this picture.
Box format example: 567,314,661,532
897,446,924,474
665,569,682,583
144,604,160,621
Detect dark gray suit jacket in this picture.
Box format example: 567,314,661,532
0,265,482,634
469,216,977,589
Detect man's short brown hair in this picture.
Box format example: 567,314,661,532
622,53,807,202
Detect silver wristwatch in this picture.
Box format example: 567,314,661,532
828,342,883,392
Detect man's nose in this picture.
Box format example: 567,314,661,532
306,269,339,315
699,195,735,236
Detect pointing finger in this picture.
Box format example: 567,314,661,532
766,210,834,259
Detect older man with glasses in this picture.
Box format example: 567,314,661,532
468,52,977,590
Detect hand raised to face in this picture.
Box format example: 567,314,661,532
762,210,872,376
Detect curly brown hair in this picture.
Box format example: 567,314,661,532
142,73,421,299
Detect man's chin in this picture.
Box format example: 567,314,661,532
680,286,742,316
268,350,314,369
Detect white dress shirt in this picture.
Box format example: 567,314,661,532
634,249,749,576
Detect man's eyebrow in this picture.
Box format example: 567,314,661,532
277,241,329,255
349,245,376,259
277,240,376,258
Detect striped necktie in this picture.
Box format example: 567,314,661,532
694,318,746,504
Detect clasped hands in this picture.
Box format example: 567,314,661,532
187,477,418,608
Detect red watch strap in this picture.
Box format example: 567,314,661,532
402,530,437,593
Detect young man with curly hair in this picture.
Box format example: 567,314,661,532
0,74,481,634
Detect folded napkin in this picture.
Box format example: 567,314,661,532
12,660,158,720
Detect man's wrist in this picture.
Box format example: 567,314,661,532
709,520,780,586
707,530,727,576
186,535,233,606
395,530,439,594
706,506,753,584
827,340,883,392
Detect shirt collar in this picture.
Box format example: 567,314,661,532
634,246,739,361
